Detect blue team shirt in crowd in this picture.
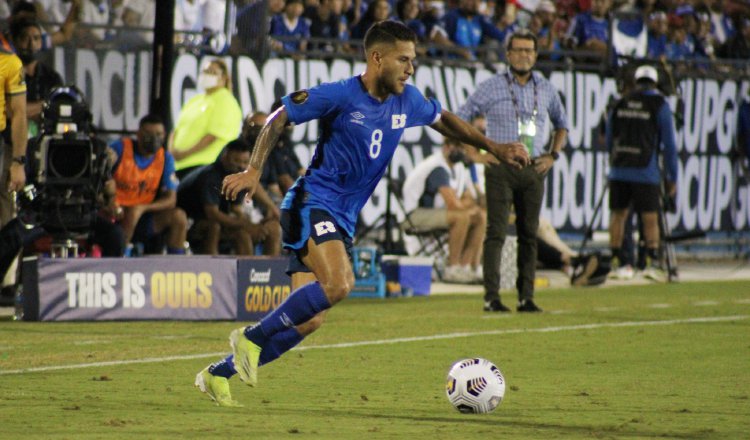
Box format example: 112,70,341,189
647,32,667,58
280,75,442,237
567,12,609,47
109,139,178,191
270,14,311,51
441,9,506,55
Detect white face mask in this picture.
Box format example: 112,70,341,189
198,72,221,90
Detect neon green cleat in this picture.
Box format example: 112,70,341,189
229,327,262,387
194,367,243,407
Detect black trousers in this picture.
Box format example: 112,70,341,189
483,163,545,302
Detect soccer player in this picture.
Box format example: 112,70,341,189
194,20,529,407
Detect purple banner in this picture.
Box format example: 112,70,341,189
34,256,237,321
236,257,291,322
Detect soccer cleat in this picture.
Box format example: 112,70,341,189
642,256,667,283
643,266,667,283
194,367,243,407
229,327,262,387
483,299,511,312
517,299,542,313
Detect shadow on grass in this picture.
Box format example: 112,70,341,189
268,406,713,439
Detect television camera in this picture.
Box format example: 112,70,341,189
20,86,109,236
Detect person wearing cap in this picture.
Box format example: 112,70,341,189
606,65,678,282
531,0,562,58
456,30,568,313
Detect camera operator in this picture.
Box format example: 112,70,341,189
606,65,678,283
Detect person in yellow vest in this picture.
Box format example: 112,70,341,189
168,58,242,179
0,32,28,224
0,32,28,303
109,114,188,255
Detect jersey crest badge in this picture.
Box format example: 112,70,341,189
290,90,309,105
391,114,406,129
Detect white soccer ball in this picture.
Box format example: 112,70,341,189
445,358,506,414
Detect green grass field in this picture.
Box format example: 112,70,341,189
1,280,749,439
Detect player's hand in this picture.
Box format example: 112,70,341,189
7,162,26,192
222,169,259,201
489,142,530,169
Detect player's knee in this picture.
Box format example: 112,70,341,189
320,272,354,304
172,208,188,229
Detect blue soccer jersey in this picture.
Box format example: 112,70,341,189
280,75,442,241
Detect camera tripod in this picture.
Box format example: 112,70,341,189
579,180,682,282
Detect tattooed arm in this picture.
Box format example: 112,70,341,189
222,106,288,201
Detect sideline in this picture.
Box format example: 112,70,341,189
1,314,746,376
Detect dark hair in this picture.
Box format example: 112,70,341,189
11,1,36,16
241,111,267,146
506,29,538,52
139,114,164,127
9,17,42,40
395,0,413,21
224,138,252,154
362,0,391,23
364,20,417,50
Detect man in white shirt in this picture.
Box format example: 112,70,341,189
402,137,486,283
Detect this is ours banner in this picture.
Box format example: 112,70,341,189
54,48,750,235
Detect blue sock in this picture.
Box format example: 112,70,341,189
207,328,305,378
244,281,330,345
208,354,236,379
167,247,186,255
258,327,304,366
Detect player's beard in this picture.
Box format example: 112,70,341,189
390,78,405,95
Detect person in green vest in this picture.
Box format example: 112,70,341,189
169,58,242,179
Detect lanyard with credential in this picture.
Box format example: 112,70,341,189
505,71,539,155
504,71,539,122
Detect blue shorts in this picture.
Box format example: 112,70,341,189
281,205,353,275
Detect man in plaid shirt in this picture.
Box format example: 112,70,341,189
457,29,568,313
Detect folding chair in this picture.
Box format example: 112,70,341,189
388,178,449,280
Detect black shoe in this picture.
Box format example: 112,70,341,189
517,299,542,313
483,299,511,312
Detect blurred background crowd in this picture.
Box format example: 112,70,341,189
0,0,748,70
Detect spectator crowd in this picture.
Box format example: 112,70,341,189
0,0,746,62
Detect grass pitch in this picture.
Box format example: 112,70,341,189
1,280,749,439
